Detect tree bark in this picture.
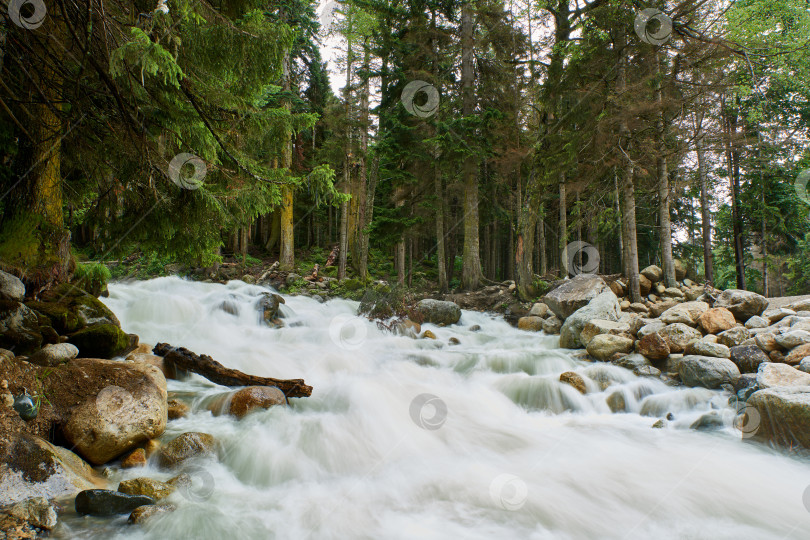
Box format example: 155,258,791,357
655,50,676,287
696,114,713,285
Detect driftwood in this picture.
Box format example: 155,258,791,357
153,343,312,398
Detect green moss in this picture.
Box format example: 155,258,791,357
68,324,130,359
73,262,111,297
342,278,362,291
26,301,82,334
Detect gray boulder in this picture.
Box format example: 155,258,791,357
717,326,752,348
543,275,608,321
678,355,741,389
559,291,621,349
0,301,42,355
684,340,730,359
747,387,810,450
27,343,79,367
586,334,635,361
713,289,768,321
75,489,154,516
416,299,461,326
756,363,810,389
658,323,702,353
0,270,25,301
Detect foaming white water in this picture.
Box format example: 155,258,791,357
56,277,810,539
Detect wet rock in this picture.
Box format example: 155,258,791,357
641,265,662,283
543,275,608,321
416,299,461,326
67,323,133,359
784,343,810,366
393,319,421,337
421,330,437,340
606,391,626,412
257,293,285,325
118,477,174,500
729,345,769,373
658,323,702,353
652,419,666,428
586,334,634,361
168,399,190,420
0,270,25,302
121,448,147,469
528,303,549,318
690,411,724,431
3,496,57,531
756,363,810,389
717,327,752,348
697,307,737,335
128,503,176,524
157,432,217,468
658,302,709,326
684,340,730,359
579,320,632,347
75,489,154,516
678,355,740,389
713,289,768,321
0,434,100,506
613,353,654,376
774,330,810,349
747,387,810,450
636,333,670,361
559,291,621,349
560,372,586,394
207,386,285,419
0,301,42,355
63,361,168,465
517,316,544,332
541,315,562,335
468,325,481,332
27,343,79,367
449,337,461,345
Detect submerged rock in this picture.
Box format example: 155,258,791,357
559,372,587,394
129,503,176,524
2,496,57,530
157,432,218,468
75,489,154,516
118,477,174,501
207,386,286,419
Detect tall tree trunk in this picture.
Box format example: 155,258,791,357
696,115,713,285
460,1,482,290
559,173,568,276
655,50,676,287
352,45,371,278
614,171,624,275
538,204,547,275
278,44,294,271
724,105,746,289
434,160,448,291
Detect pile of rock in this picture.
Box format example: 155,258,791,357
516,271,810,452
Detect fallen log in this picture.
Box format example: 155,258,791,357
152,343,312,398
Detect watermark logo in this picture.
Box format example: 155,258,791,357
794,169,810,206
731,399,761,439
563,241,600,277
489,474,528,511
168,153,206,190
634,8,672,46
319,0,338,31
409,393,447,430
328,314,368,351
9,0,47,30
401,81,440,118
176,465,216,503
803,484,810,513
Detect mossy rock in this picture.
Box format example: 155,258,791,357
0,300,43,355
28,284,119,334
341,278,363,291
26,301,82,334
68,324,132,359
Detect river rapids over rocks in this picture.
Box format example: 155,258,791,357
57,277,810,539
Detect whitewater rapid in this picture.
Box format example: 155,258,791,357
57,277,810,539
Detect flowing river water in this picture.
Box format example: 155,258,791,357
56,277,810,539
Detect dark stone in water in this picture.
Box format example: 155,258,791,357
75,489,154,516
690,411,724,431
13,394,38,421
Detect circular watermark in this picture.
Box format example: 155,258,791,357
803,484,810,513
731,401,761,439
794,169,810,205
489,474,528,511
563,241,600,277
401,80,440,118
177,465,216,503
328,314,368,351
409,393,447,430
9,0,47,30
319,0,338,31
96,386,139,423
168,153,206,190
634,8,672,46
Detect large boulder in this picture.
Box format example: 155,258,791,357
157,432,218,468
678,355,741,389
26,283,120,335
696,307,736,335
63,360,168,465
713,289,768,321
543,275,608,321
0,301,42,355
416,299,461,326
75,489,154,516
774,330,810,350
0,270,25,302
658,323,702,353
67,323,134,359
756,363,810,389
747,388,810,450
659,301,709,326
636,333,670,361
559,291,621,349
641,265,662,283
729,345,769,373
0,434,101,506
586,334,635,361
